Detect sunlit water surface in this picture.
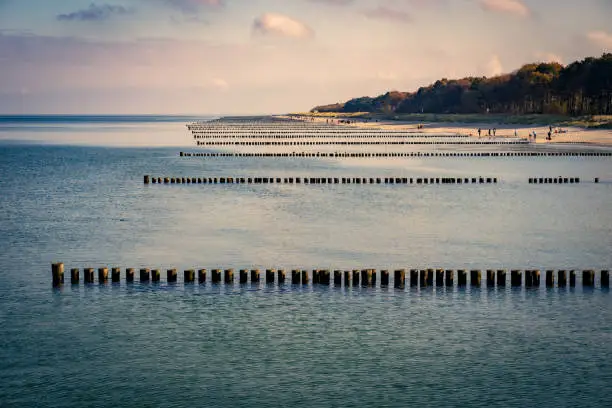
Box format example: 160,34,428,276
1,117,611,407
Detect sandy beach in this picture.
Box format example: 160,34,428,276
279,115,612,146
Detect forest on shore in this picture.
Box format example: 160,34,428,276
312,54,612,117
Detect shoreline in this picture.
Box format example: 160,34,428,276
276,115,612,147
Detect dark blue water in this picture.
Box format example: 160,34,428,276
1,117,611,407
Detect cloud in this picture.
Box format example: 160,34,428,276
211,78,228,88
57,3,133,22
307,0,354,5
479,0,530,17
252,13,314,39
163,0,223,14
587,31,612,48
487,55,503,76
363,6,412,23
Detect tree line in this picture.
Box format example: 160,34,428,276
312,54,612,116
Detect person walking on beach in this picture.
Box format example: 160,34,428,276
514,129,518,138
478,128,481,138
493,128,496,137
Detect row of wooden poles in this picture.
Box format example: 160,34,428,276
188,128,461,132
195,141,528,146
144,175,498,185
529,177,599,183
187,125,361,130
187,127,425,131
179,151,612,158
191,134,468,139
52,264,610,288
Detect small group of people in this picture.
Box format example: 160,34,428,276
477,128,497,138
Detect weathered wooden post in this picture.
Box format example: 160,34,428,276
111,267,121,283
602,270,610,288
240,269,249,284
320,269,330,285
525,270,533,287
184,269,195,283
278,269,286,284
435,269,444,286
426,269,434,286
151,269,161,282
445,270,454,286
144,175,150,184
458,270,467,287
583,270,595,287
334,270,342,286
546,270,555,288
212,269,222,283
558,270,567,287
71,268,79,285
419,269,427,287
291,270,300,284
224,269,234,284
486,270,495,287
301,270,309,285
98,267,109,284
381,270,389,286
312,269,320,284
511,270,521,287
410,269,418,287
52,262,64,286
140,268,150,282
497,270,506,287
344,270,351,286
266,269,275,284
533,270,540,287
470,270,481,287
352,270,359,286
167,268,177,283
126,268,135,283
198,269,207,284
569,270,576,287
361,269,372,286
84,268,95,284
394,269,406,288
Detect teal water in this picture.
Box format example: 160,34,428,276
1,117,612,407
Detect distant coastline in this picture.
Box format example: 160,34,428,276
311,53,612,125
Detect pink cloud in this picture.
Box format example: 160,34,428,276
253,13,314,39
363,6,412,24
479,0,530,17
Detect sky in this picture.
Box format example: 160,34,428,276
0,0,610,114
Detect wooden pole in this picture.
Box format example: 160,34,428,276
52,263,64,286
198,269,207,284
184,269,195,283
394,269,405,288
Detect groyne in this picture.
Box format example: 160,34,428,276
195,140,528,146
178,151,612,158
52,263,610,289
143,175,499,185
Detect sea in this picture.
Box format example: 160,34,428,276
0,115,611,407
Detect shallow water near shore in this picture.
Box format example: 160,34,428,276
1,117,612,407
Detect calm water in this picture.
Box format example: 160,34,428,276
1,116,611,407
